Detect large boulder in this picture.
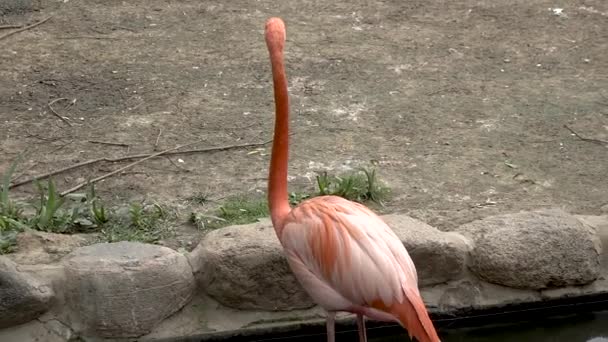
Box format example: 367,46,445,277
0,256,54,328
383,214,471,286
62,241,195,337
190,220,314,310
457,209,602,289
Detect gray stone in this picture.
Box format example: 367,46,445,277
191,220,314,310
62,241,195,338
457,209,602,289
0,256,54,328
382,214,471,286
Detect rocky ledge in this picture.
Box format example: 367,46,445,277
0,208,606,341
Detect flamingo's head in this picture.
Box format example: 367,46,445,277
265,17,286,54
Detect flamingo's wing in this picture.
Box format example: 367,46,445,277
280,196,419,310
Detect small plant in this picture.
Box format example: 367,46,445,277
129,202,166,230
101,202,173,243
0,228,19,254
288,192,310,206
188,192,210,205
29,179,72,233
0,154,30,254
316,172,332,196
0,216,29,254
314,167,389,204
359,167,388,204
1,154,24,221
87,184,109,225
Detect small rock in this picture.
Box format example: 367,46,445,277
575,215,608,266
62,241,195,337
0,257,54,328
191,221,314,310
0,319,68,342
383,214,471,286
438,280,482,309
457,209,601,289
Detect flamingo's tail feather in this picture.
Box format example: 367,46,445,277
390,292,440,342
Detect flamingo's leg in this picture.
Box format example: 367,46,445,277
326,311,336,342
356,314,368,342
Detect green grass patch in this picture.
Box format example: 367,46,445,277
191,195,269,230
193,166,390,230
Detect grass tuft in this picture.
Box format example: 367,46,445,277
315,166,389,205
101,202,173,243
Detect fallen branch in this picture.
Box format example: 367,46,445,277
0,16,52,41
564,125,608,146
0,24,23,30
48,98,73,127
9,138,273,190
59,141,206,196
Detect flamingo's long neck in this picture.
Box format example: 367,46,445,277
265,18,291,230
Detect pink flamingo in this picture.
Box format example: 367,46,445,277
264,18,441,342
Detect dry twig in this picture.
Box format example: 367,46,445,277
48,98,73,127
0,16,52,41
88,140,129,147
154,128,163,151
9,138,273,190
564,125,608,146
57,36,119,40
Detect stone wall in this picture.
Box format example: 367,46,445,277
0,208,607,341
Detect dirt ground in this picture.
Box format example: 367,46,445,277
1,0,607,248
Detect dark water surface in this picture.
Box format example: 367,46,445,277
188,301,608,342
371,310,608,342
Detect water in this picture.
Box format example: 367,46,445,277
202,307,608,342
372,310,608,342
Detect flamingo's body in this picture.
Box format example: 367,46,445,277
264,17,440,342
